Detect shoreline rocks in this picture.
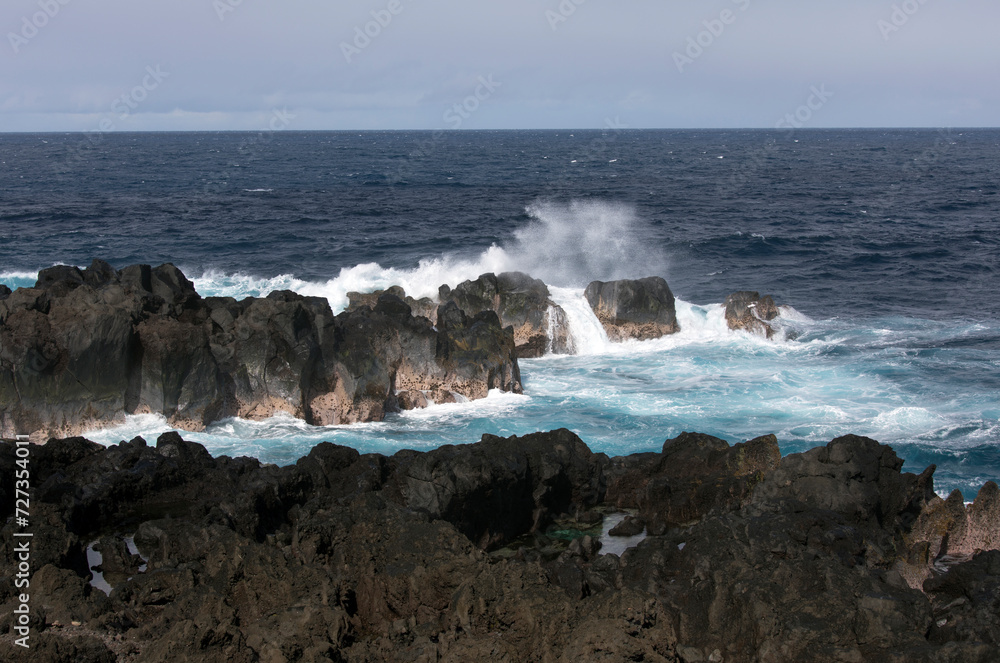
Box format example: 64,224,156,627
2,430,998,662
0,261,521,439
1,261,796,438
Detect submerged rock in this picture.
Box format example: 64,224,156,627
584,276,679,341
0,262,522,438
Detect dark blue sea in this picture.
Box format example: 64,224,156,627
1,129,998,499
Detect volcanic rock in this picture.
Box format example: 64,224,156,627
605,432,781,533
724,290,780,338
2,430,999,661
0,263,522,438
584,276,680,341
440,271,572,358
385,428,605,548
346,285,437,321
608,515,645,537
395,389,429,410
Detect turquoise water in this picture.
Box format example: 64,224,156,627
2,129,998,499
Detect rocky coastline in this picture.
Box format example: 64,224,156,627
0,430,998,662
0,261,524,440
0,261,781,440
7,261,993,661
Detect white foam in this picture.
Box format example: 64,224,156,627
83,413,174,446
507,201,670,287
194,248,511,314
871,407,947,438
0,270,41,281
776,305,812,324
191,200,670,314
547,287,610,355
535,293,790,359
396,389,530,423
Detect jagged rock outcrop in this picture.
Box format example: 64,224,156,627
344,273,576,358
898,480,1000,589
346,285,437,321
724,290,780,338
605,432,781,534
385,428,606,548
584,277,680,341
1,431,999,661
440,271,573,358
0,261,521,438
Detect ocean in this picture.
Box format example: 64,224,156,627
1,128,998,499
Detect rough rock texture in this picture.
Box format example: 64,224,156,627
724,290,780,338
346,285,437,322
898,480,1000,589
605,432,782,534
385,428,606,549
0,262,521,438
584,277,680,341
2,431,999,662
440,272,573,358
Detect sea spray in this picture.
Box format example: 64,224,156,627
505,200,671,287
185,200,671,314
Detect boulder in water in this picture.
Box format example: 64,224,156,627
724,290,780,338
583,276,679,341
440,271,572,358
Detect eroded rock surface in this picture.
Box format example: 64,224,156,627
0,262,521,438
584,277,680,341
2,430,998,662
724,290,780,338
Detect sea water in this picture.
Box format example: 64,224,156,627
1,129,997,498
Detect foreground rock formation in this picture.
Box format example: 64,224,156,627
0,261,521,439
1,431,998,662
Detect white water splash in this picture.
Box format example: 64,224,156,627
190,200,669,314
547,287,611,355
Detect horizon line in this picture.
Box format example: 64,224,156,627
1,126,997,135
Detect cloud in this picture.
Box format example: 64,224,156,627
1,0,997,130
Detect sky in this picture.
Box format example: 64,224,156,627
1,0,998,132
